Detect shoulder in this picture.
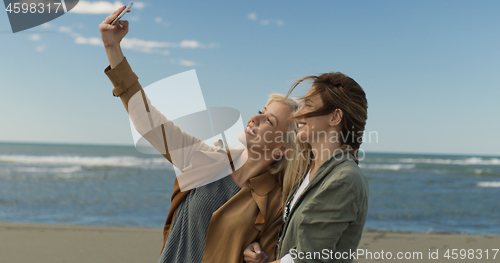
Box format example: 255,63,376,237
326,159,366,186
318,159,369,206
248,171,282,196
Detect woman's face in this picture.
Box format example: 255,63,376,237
244,101,292,159
294,90,332,144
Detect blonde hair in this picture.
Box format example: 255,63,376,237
265,93,310,207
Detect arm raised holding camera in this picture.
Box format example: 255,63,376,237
98,5,215,170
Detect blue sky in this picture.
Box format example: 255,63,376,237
1,0,499,156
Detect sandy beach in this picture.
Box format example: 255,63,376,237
1,222,499,263
356,230,499,262
0,222,163,263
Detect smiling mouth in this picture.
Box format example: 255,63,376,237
245,126,257,136
298,122,306,130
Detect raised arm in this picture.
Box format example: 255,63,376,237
99,6,214,170
99,6,128,69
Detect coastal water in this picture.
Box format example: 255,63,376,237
0,142,499,234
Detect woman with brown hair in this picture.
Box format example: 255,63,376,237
99,5,309,263
244,72,369,263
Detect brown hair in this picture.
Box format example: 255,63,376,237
286,72,368,164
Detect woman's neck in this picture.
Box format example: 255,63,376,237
230,149,275,188
309,140,342,179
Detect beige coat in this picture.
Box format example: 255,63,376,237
104,57,283,262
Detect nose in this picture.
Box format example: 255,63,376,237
249,114,261,126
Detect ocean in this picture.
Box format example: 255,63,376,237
0,142,499,234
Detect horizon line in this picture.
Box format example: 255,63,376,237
1,140,499,158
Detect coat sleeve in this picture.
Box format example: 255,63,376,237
292,181,358,263
104,57,214,170
258,208,283,261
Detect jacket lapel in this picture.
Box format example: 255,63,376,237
280,150,351,238
248,171,278,231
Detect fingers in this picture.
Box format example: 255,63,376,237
251,242,263,253
243,243,267,263
257,251,268,262
243,245,256,257
99,23,116,31
113,5,127,16
119,20,129,32
103,5,129,24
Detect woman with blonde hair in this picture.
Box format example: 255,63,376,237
244,72,369,263
99,6,308,263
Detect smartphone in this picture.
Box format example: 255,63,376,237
111,3,133,25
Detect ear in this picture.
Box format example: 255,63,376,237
329,109,343,127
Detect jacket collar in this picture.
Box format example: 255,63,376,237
284,149,353,219
309,148,353,186
247,171,278,196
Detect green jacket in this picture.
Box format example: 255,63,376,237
276,149,369,262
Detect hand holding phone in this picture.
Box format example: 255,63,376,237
99,4,132,48
111,3,133,25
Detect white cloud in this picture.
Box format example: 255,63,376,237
28,34,41,41
58,26,81,38
50,22,213,57
179,59,197,67
58,26,72,33
70,1,145,14
36,45,47,52
260,19,283,26
75,36,102,46
247,12,284,26
41,23,53,29
179,40,203,48
154,16,169,27
247,12,257,21
120,37,172,53
119,38,210,53
132,2,145,9
55,25,102,46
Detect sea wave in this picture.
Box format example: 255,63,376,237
397,157,500,166
0,154,171,169
358,163,416,171
14,166,82,174
476,181,500,188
